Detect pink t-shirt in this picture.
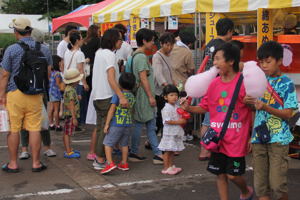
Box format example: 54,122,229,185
199,73,252,157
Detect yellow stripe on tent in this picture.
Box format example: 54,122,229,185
229,0,248,12
198,0,213,12
104,13,111,23
269,0,293,9
171,0,183,16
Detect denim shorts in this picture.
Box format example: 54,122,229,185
49,94,61,102
103,126,131,147
202,112,210,126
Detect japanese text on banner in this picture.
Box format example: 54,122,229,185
205,13,224,44
257,8,273,48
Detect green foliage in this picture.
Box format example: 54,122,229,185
1,0,104,19
0,33,17,49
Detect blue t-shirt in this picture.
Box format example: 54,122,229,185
252,75,298,145
110,91,135,127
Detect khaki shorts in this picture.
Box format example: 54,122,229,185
7,89,43,132
252,143,289,199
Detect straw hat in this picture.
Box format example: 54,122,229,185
63,68,83,84
31,28,44,43
9,17,32,31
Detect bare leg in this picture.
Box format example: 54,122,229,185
29,131,41,168
169,152,174,168
7,132,20,169
227,175,251,198
121,146,128,164
104,146,113,164
88,127,97,154
63,135,72,153
217,174,229,200
163,152,170,170
53,102,60,127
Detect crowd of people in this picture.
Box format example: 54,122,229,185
0,16,298,200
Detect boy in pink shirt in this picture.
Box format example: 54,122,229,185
182,43,253,200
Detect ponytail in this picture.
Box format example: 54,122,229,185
68,30,81,50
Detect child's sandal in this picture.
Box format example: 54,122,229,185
240,186,254,200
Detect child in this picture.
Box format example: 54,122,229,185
246,41,298,200
182,43,253,200
63,68,83,158
100,72,136,174
48,55,64,131
158,85,186,175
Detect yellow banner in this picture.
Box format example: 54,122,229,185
257,8,273,48
205,13,224,45
130,15,140,48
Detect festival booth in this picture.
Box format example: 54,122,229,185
52,0,116,33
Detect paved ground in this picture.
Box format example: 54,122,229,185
0,125,300,200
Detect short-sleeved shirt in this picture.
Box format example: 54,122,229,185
153,51,174,96
132,52,155,122
49,71,62,100
63,85,80,118
199,73,252,157
64,50,85,85
110,92,135,127
57,40,68,59
1,37,52,92
204,39,225,71
116,41,133,62
252,75,298,145
92,49,119,100
169,44,195,87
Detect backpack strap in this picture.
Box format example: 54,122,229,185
35,42,41,51
17,41,30,51
130,52,143,73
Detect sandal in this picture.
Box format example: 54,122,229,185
2,163,19,173
240,186,254,200
32,162,47,172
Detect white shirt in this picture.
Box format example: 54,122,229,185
57,40,69,59
64,49,85,85
92,49,119,100
115,41,132,63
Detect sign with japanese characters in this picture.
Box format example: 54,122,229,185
168,16,178,30
257,8,273,48
205,13,224,44
130,15,140,48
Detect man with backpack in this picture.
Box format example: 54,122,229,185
0,17,52,173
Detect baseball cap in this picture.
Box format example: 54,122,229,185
9,17,32,31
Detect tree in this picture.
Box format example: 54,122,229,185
1,0,104,19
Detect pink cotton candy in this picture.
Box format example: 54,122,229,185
243,61,267,98
185,66,219,98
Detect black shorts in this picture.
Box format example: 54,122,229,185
207,152,245,176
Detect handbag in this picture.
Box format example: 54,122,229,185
267,81,300,128
200,74,244,152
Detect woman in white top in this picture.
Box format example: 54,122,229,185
64,31,89,130
90,28,128,169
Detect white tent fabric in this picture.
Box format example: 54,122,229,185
0,14,49,33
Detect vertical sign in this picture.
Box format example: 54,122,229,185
205,13,224,44
141,18,150,28
257,8,273,48
168,16,178,30
130,15,140,48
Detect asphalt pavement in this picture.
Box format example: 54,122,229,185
0,125,300,200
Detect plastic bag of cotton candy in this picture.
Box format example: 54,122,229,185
185,66,219,98
243,61,267,98
185,61,267,98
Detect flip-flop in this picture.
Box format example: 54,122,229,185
240,186,254,200
32,162,47,172
2,163,20,173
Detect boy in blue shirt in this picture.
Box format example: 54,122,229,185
101,72,136,174
246,41,298,200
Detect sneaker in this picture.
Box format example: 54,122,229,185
55,126,63,132
161,168,170,175
64,151,80,158
49,125,55,131
172,165,182,173
86,153,96,161
186,134,194,141
128,153,146,162
118,163,129,171
72,149,80,154
101,162,117,174
153,155,164,165
93,159,106,170
19,152,30,160
44,149,56,157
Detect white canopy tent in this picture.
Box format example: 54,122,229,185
0,14,49,33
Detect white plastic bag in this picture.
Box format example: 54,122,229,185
41,105,49,130
0,106,10,133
